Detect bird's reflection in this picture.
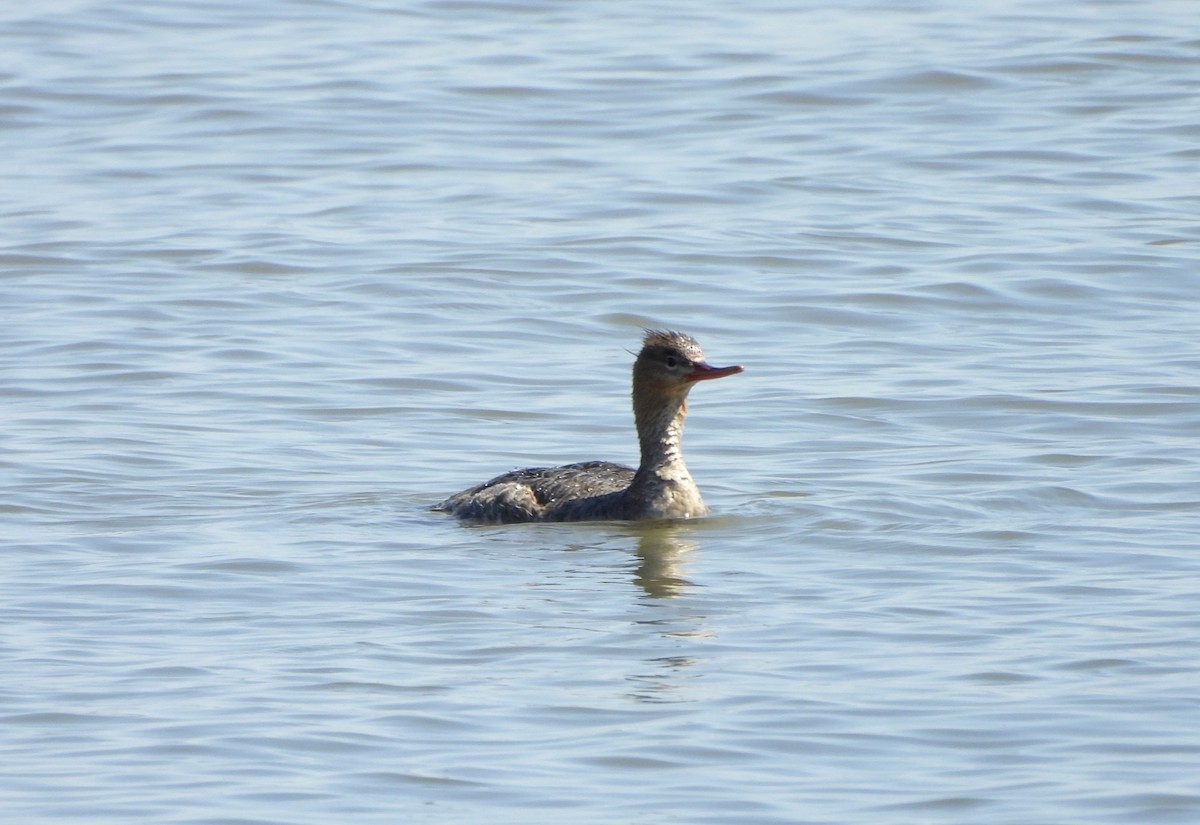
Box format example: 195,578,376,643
626,522,698,598
623,523,708,702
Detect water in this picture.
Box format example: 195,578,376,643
3,0,1199,822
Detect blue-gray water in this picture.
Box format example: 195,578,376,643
3,1,1199,823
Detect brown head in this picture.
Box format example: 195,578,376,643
632,330,743,400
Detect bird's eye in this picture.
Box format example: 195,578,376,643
665,355,679,368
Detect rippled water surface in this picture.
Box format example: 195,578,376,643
4,1,1199,822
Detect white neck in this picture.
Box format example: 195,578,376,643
628,391,705,518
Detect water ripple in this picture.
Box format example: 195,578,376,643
2,1,1199,823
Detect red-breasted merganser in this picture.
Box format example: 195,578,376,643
434,330,743,523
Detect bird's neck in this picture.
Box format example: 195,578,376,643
624,383,705,518
626,388,707,519
633,391,692,482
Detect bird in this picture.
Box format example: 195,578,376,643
433,330,743,523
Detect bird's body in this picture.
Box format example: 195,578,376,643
435,461,635,523
433,330,743,524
